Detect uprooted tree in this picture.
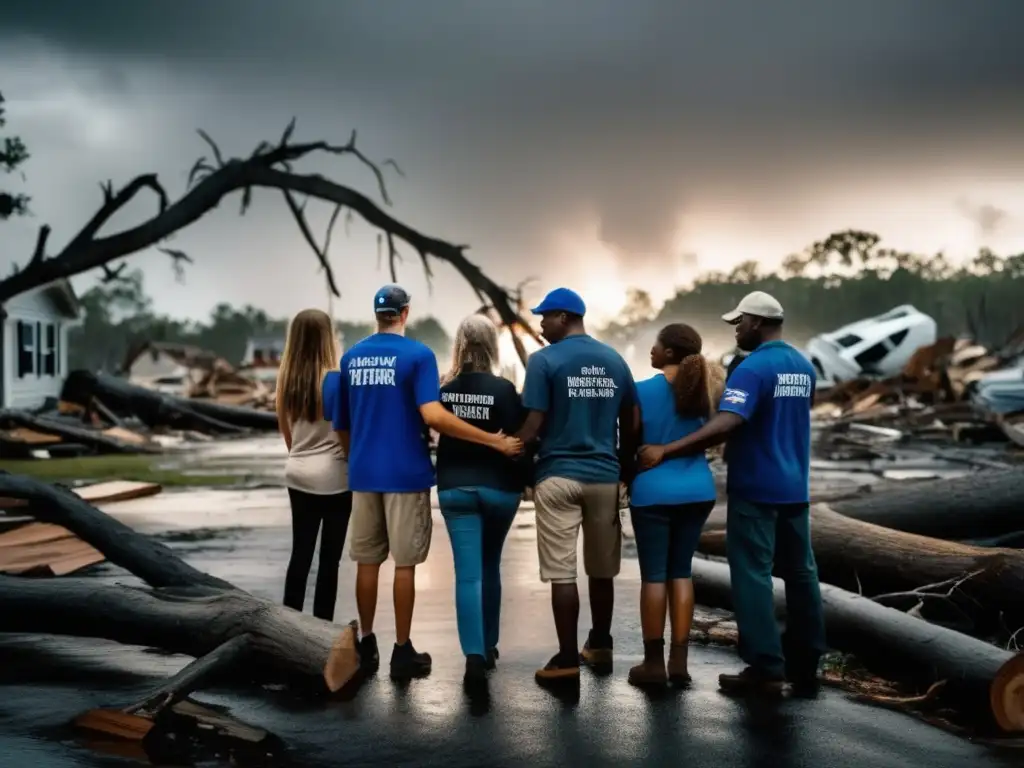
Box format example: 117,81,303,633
0,117,536,365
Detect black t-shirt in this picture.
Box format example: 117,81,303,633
436,372,529,492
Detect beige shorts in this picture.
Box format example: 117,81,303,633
534,477,622,584
348,491,433,567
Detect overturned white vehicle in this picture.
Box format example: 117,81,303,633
805,305,938,388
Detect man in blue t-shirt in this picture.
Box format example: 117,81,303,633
636,291,826,697
517,287,640,684
332,284,522,681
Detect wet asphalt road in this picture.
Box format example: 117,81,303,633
0,488,1020,768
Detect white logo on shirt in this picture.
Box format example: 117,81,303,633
773,373,812,398
347,355,397,386
567,365,619,398
723,387,748,405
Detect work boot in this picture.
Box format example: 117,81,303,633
485,646,500,671
389,640,432,680
534,652,580,684
579,629,613,667
718,666,785,696
628,639,667,688
464,654,488,692
358,633,380,674
667,642,692,687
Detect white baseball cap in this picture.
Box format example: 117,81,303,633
722,291,784,324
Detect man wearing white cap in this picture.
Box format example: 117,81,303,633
637,290,826,697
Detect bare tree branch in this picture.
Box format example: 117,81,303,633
0,121,535,363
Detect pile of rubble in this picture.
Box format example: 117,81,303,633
812,334,1024,463
121,341,276,409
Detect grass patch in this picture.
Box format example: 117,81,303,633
0,453,240,487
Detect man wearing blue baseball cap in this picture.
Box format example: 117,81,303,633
517,287,640,684
330,283,522,681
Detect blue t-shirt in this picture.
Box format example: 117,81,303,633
630,374,716,507
331,333,439,492
522,334,637,485
718,340,814,504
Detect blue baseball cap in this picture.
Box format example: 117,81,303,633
530,287,586,317
374,283,411,315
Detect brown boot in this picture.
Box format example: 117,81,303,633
668,642,692,686
628,639,667,688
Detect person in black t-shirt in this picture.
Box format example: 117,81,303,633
437,314,528,690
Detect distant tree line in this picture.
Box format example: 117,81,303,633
68,269,452,373
599,230,1024,354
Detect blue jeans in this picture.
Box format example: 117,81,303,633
439,486,521,658
726,497,827,679
631,501,715,582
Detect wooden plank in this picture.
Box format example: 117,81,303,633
0,426,62,444
75,480,163,504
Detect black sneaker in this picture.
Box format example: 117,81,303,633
359,633,380,674
486,647,500,670
464,654,488,690
788,675,821,699
580,629,613,667
390,641,432,680
719,666,785,696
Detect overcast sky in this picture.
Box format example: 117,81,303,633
3,1,1023,329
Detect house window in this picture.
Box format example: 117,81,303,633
43,324,57,376
17,321,35,377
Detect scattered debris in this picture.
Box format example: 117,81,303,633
810,329,1024,463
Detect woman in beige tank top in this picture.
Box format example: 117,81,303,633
277,308,350,622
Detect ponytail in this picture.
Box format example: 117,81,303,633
672,352,712,420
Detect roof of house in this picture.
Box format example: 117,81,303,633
120,340,233,375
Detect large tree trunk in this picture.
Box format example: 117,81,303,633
0,409,161,455
180,395,279,432
830,468,1024,541
0,472,358,694
60,370,273,435
689,558,1024,733
702,469,1024,542
698,503,1024,632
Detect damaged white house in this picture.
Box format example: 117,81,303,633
806,305,938,388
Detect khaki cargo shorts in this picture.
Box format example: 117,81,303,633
533,477,622,584
348,491,433,567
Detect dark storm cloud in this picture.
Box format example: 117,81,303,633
2,1,1023,325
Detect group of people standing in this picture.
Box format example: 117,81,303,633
275,281,826,697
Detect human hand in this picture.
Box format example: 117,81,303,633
493,430,524,457
638,444,665,470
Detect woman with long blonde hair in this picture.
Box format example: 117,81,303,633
436,314,528,690
626,322,718,688
276,308,349,622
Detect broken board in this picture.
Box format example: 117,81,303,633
0,479,163,510
0,521,105,576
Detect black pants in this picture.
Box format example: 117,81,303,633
283,489,353,622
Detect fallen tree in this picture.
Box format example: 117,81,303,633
698,503,1024,636
830,468,1024,541
0,408,162,455
702,469,1024,542
0,471,360,699
690,557,1024,733
61,370,264,435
